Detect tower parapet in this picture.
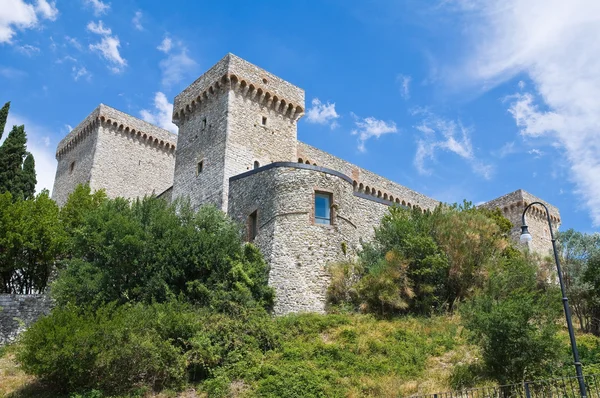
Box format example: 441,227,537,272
52,104,177,206
481,189,561,255
172,53,304,126
171,53,305,211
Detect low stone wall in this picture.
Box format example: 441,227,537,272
0,294,53,345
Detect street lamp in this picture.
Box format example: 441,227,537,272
520,201,587,398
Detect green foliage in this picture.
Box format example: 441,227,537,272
460,255,563,385
328,203,511,315
0,103,37,200
558,228,600,334
584,252,600,336
17,302,194,394
0,190,66,293
52,193,274,311
0,101,9,140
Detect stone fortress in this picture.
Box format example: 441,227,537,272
52,53,561,314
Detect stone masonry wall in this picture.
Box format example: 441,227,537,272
172,53,304,212
0,294,53,345
91,122,175,200
53,104,177,205
52,124,98,206
481,189,561,255
228,163,403,314
172,90,230,211
298,142,440,211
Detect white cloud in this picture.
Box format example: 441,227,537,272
72,66,91,81
35,0,57,20
528,148,544,158
16,44,40,56
397,74,411,99
86,20,110,35
132,11,143,31
87,20,126,73
350,113,397,152
2,113,57,195
0,66,27,78
306,98,340,129
0,0,58,43
158,39,196,87
84,0,109,16
413,110,492,179
518,80,526,90
157,36,172,53
450,0,600,225
493,141,517,158
65,35,82,50
140,92,178,134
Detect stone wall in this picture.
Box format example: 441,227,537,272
298,142,440,211
53,104,177,205
480,189,561,255
172,89,230,211
0,294,53,345
172,53,305,212
228,163,403,314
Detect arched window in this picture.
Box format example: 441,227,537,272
254,161,260,169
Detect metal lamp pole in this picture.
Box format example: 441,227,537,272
520,201,587,398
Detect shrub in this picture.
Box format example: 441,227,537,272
52,193,274,312
17,302,196,394
460,255,563,385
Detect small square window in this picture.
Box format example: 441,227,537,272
262,116,267,126
248,210,258,242
197,160,204,175
315,192,332,225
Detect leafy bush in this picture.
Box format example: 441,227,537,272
0,190,66,293
52,192,274,312
328,203,511,315
460,255,563,385
17,302,194,394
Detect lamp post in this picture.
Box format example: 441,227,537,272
520,201,587,398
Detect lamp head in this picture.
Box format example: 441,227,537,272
520,225,533,244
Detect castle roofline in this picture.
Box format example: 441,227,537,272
172,53,305,124
56,104,178,159
481,188,561,222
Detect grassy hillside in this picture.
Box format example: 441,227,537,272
3,312,600,398
0,314,476,398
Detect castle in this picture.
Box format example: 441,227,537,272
52,53,561,314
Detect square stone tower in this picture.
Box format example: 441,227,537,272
171,54,305,211
52,104,177,206
481,189,561,255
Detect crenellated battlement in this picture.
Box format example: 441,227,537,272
56,104,177,160
172,53,305,125
481,189,561,225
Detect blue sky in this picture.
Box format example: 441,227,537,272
1,0,599,234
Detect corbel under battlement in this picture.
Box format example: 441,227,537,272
172,53,305,125
56,104,178,160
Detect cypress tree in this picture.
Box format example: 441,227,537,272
0,125,28,198
0,101,9,140
0,102,38,199
21,153,37,200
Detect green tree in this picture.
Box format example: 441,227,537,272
0,101,37,199
584,253,600,336
431,202,509,310
52,194,274,312
557,229,600,333
0,101,9,138
460,255,562,385
0,190,66,293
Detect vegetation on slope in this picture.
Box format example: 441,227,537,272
2,185,600,397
